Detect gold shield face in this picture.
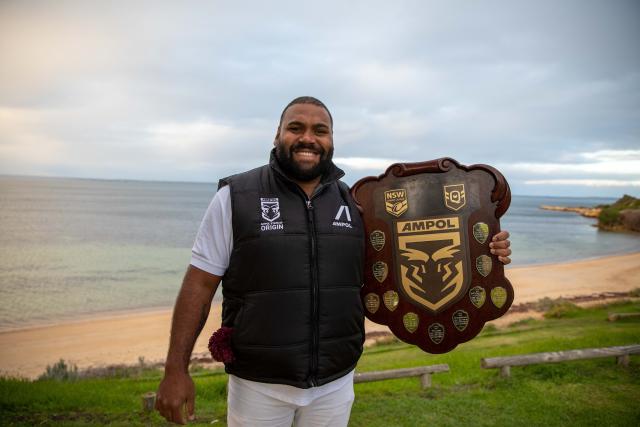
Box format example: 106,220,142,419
370,230,386,251
444,184,466,211
384,189,408,217
473,222,490,244
372,261,388,283
396,216,468,314
491,287,507,308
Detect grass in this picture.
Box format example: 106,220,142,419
1,301,639,426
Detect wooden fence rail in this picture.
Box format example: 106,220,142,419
608,312,640,322
481,344,640,377
354,364,449,388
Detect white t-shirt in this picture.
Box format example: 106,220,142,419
190,186,354,405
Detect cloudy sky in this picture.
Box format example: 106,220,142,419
1,0,638,197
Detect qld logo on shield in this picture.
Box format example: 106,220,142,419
444,184,466,211
395,215,470,314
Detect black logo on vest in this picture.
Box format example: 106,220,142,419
332,205,353,228
260,198,284,231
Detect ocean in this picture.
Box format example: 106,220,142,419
1,176,638,331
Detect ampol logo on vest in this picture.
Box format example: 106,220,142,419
260,197,284,231
332,205,353,228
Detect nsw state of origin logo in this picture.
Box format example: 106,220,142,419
260,198,284,231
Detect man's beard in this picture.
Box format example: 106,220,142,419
274,141,334,182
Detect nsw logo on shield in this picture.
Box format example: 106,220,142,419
384,189,408,217
395,215,470,314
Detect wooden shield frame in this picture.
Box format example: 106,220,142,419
351,157,513,354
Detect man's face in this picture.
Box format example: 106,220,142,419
274,103,334,182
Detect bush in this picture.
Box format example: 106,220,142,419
39,359,79,381
543,301,582,319
534,296,583,318
597,194,640,229
598,206,622,227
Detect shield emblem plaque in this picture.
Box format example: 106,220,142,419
351,158,514,354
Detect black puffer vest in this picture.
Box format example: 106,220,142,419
219,151,365,388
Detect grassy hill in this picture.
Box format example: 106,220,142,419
598,194,640,231
1,301,639,426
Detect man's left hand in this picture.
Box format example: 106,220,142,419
490,230,511,265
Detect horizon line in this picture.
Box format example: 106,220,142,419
0,173,634,199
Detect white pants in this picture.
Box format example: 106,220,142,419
227,376,355,427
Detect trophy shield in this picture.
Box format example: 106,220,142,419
351,158,513,353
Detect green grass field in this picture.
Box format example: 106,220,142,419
1,301,639,426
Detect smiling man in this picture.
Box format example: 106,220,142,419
155,96,512,426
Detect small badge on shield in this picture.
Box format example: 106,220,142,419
384,189,408,217
444,184,466,211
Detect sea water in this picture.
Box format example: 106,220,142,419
1,176,638,330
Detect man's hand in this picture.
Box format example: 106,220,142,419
490,230,512,265
156,371,195,424
155,266,221,424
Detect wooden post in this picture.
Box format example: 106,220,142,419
500,366,511,378
354,364,449,388
142,392,156,412
481,344,640,376
617,354,630,367
608,313,640,322
420,373,432,389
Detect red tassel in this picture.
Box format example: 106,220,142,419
208,326,235,363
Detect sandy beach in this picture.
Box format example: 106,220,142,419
1,252,639,379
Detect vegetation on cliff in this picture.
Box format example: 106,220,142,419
540,195,640,232
598,195,640,232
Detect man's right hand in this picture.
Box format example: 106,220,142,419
156,371,196,424
155,266,221,424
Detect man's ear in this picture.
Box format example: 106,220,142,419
273,127,280,146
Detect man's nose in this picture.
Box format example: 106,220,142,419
299,129,316,143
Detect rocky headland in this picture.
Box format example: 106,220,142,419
541,194,640,232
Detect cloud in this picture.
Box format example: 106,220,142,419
334,157,404,171
525,179,640,188
498,149,640,177
0,1,638,196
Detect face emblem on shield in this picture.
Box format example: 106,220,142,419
396,217,468,314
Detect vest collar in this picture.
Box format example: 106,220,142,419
269,148,345,186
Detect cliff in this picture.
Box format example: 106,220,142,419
540,195,640,233
598,195,640,232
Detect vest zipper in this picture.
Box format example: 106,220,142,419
306,198,319,387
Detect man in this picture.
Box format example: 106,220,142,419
156,96,512,425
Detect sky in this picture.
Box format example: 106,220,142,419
1,0,639,197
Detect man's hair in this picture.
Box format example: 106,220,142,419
278,96,333,128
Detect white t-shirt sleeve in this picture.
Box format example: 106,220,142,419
190,185,233,276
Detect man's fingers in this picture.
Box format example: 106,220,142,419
490,240,510,250
171,402,186,425
492,248,512,257
155,397,170,422
187,397,196,421
499,255,511,265
492,230,510,241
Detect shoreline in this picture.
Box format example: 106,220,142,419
1,251,639,379
1,250,638,334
